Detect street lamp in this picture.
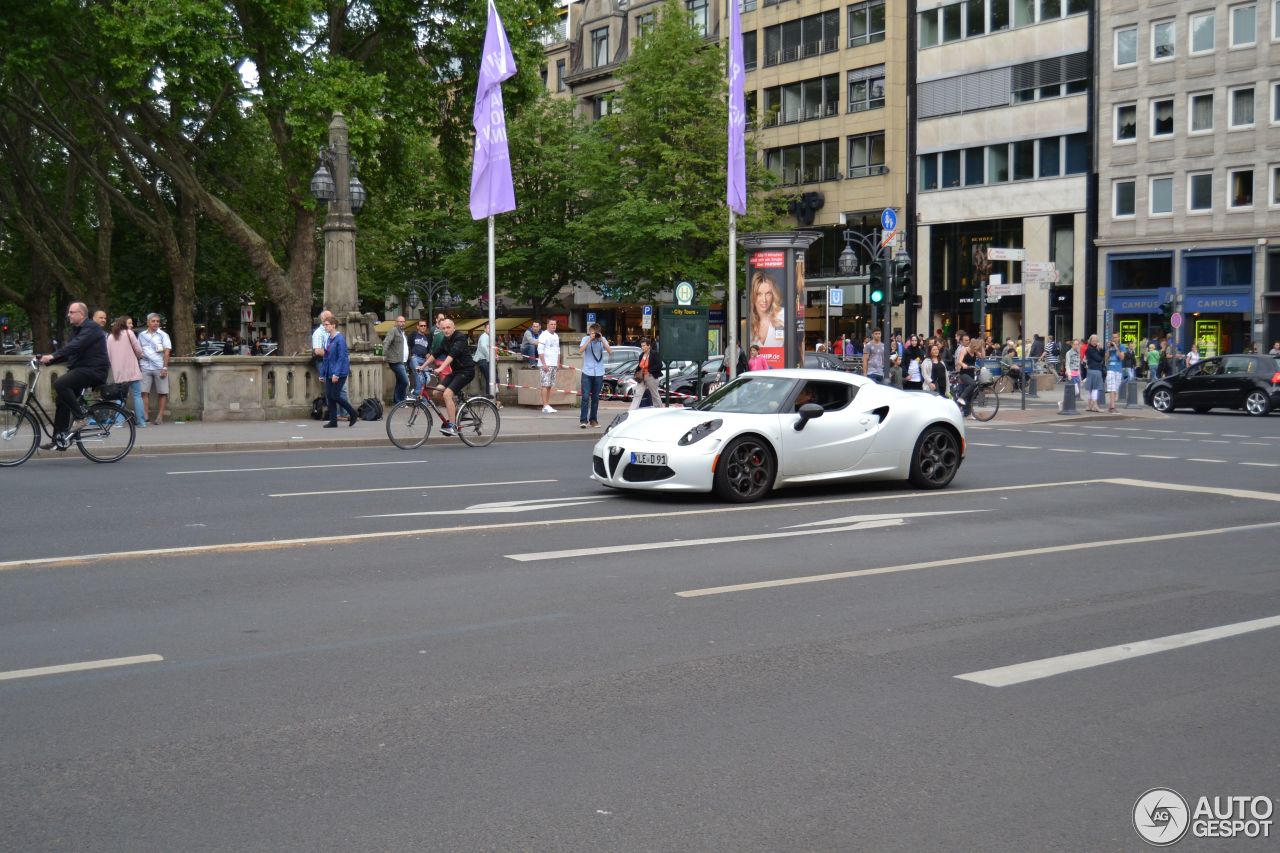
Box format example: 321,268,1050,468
404,278,454,325
838,228,892,345
309,113,370,319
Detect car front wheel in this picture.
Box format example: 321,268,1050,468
908,425,961,489
1151,388,1174,413
713,436,776,503
1244,390,1271,416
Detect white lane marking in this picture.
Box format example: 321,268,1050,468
1059,432,1087,436
1242,442,1272,446
970,442,1000,447
1113,427,1140,431
1187,458,1226,464
1131,436,1156,440
675,518,1280,598
365,496,612,517
1200,439,1229,444
1049,448,1085,453
0,654,164,682
1160,438,1192,442
1091,451,1128,456
1104,478,1280,503
0,480,1100,572
1186,431,1213,436
1007,445,1041,450
169,460,427,475
1147,429,1176,433
995,428,1021,433
1026,430,1054,434
955,614,1280,687
1138,454,1177,459
1223,434,1248,438
1242,462,1280,468
270,479,556,498
782,510,989,529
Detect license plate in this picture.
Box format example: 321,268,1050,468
630,452,667,466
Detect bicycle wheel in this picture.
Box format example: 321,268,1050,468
0,403,39,466
969,386,1000,422
992,374,1015,395
77,402,136,462
456,397,500,447
386,399,433,449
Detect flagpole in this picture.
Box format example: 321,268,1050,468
488,214,497,395
728,210,738,379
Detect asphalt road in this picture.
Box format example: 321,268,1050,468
3,411,1279,851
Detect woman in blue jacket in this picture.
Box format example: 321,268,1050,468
320,317,359,427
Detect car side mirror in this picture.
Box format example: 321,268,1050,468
794,402,824,431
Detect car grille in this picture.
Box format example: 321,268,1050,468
593,455,607,478
621,463,675,483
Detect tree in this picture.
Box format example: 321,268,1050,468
584,0,783,301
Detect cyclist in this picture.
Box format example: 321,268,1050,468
38,301,109,449
422,317,475,437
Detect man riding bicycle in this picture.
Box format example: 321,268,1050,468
420,317,475,437
38,301,110,449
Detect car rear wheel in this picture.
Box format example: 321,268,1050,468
713,436,775,503
1151,388,1174,413
908,425,961,489
1244,391,1271,416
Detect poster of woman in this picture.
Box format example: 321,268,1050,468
749,271,787,366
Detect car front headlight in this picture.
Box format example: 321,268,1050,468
605,412,628,433
678,419,723,446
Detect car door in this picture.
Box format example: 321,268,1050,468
1219,356,1258,408
779,380,876,477
1175,359,1220,408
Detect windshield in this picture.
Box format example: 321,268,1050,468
693,375,798,413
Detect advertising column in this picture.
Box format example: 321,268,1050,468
740,231,822,370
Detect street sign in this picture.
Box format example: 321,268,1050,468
1170,311,1183,329
658,306,709,362
880,208,897,233
987,282,1025,298
586,312,597,325
1023,261,1058,283
829,288,843,307
642,305,653,315
241,307,253,323
0,315,8,325
675,281,694,306
987,247,1027,262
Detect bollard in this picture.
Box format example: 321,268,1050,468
1059,380,1078,415
1124,379,1138,408
1027,372,1038,397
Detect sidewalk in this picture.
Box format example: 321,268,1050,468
50,387,1164,456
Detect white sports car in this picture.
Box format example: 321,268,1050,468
590,369,966,502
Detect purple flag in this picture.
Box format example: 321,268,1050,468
726,0,747,216
470,0,518,220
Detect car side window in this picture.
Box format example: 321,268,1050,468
795,380,854,412
1222,356,1253,375
1199,359,1221,376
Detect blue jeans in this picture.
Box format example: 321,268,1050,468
389,362,410,403
580,373,603,423
410,355,427,395
123,379,145,426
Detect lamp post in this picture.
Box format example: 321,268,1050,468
309,112,369,319
403,278,454,325
837,228,890,346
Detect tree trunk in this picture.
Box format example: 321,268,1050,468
25,255,55,352
166,190,198,356
279,206,319,355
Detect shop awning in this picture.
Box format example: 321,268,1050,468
374,320,398,336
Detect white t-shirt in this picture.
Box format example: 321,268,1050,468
537,330,560,367
137,328,172,371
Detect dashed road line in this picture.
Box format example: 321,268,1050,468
1242,462,1280,468
1138,454,1178,459
1007,445,1041,450
0,654,164,682
1091,451,1128,456
1187,458,1227,463
1049,448,1085,453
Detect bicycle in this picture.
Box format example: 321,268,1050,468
1,359,137,465
949,370,1000,422
385,369,500,449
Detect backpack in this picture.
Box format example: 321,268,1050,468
310,396,327,421
358,397,384,421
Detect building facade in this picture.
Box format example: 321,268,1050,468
913,0,1095,345
1095,0,1280,356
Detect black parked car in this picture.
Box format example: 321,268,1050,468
1144,354,1280,416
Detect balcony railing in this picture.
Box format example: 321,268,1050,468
762,37,839,68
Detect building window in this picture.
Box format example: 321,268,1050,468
919,0,1088,49
1273,81,1280,123
848,0,886,47
1038,137,1061,177
1230,4,1257,47
1011,52,1089,103
1275,0,1280,39
1230,86,1255,127
1229,168,1254,207
1012,0,1035,27
1152,20,1176,59
920,153,938,190
1189,92,1214,132
1064,133,1088,173
687,0,709,38
1111,254,1173,290
848,132,886,178
1188,172,1214,211
1042,0,1063,18
591,27,609,67
847,65,885,112
591,94,618,120
1114,179,1137,217
1115,103,1137,141
988,145,1009,183
1151,98,1174,137
743,30,757,70
1150,176,1174,215
942,3,962,41
765,139,839,185
763,74,840,126
965,0,987,38
1115,26,1137,66
964,146,985,186
763,11,840,67
636,12,656,40
1190,11,1215,53
1271,165,1280,206
1012,139,1034,180
556,59,566,92
1185,252,1253,288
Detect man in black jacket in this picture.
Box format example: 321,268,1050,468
39,302,109,446
425,317,475,436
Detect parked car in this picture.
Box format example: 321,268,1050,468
194,340,226,357
592,369,966,502
662,356,726,401
603,359,639,400
1143,354,1280,416
805,351,853,372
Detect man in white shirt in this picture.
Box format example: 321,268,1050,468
383,315,410,403
536,319,561,413
137,312,172,424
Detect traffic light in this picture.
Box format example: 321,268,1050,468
893,258,912,305
869,260,885,305
1157,299,1175,333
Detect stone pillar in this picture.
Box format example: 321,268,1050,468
322,113,358,319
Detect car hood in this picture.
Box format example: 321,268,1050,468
605,407,733,443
